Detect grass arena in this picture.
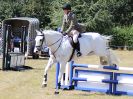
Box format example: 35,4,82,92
0,50,133,99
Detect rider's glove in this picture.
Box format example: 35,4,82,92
63,32,67,36
60,31,67,36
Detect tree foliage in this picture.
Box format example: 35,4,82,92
0,0,133,49
49,0,133,33
0,0,132,32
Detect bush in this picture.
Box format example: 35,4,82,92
110,25,133,50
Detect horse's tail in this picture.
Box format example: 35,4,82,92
102,35,112,42
102,35,112,48
102,35,120,65
108,49,120,65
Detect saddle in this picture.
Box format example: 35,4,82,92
67,34,82,61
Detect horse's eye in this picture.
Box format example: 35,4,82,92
40,39,42,42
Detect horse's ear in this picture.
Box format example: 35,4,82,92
36,30,41,35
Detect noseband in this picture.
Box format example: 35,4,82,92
35,34,45,49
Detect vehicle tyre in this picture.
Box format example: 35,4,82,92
32,53,39,59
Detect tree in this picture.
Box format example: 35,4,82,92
0,0,132,31
50,0,113,33
107,0,133,26
22,0,51,28
0,1,13,20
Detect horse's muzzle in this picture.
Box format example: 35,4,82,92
34,47,40,54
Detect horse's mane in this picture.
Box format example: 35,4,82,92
43,30,63,36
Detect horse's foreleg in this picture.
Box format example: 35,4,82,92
55,62,67,94
58,62,67,83
42,56,56,87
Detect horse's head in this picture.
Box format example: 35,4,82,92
34,29,63,54
34,30,45,54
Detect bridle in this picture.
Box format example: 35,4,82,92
35,34,45,50
35,31,63,55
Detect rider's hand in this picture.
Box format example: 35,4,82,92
60,31,67,36
63,32,67,36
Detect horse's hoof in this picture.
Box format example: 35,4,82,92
101,61,108,65
54,91,59,95
42,84,47,88
112,64,117,67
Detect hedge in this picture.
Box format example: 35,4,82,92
110,25,133,50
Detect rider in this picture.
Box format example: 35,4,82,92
61,3,86,57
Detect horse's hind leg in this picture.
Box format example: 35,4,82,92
42,55,56,87
99,56,108,65
106,49,119,66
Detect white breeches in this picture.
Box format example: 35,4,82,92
71,30,79,43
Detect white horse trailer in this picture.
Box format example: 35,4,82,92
1,17,40,58
0,17,39,70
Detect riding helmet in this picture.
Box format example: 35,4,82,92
62,3,71,10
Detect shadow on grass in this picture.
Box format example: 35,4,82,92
0,66,46,71
9,65,34,71
27,56,49,60
74,91,107,96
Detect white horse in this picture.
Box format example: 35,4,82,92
34,30,119,94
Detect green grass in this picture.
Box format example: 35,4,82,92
0,50,133,99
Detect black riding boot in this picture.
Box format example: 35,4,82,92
74,41,82,57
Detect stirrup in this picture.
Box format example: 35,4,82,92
77,51,82,57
